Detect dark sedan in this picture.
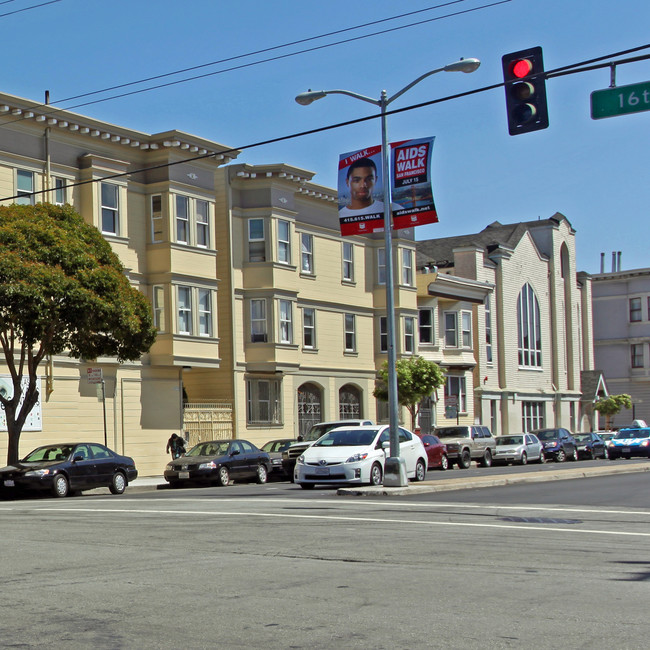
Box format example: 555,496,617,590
261,438,294,479
417,434,449,470
532,428,578,462
0,442,137,498
574,432,608,459
164,439,271,488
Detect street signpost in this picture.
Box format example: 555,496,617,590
87,367,107,446
591,80,650,119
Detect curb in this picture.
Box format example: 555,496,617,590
336,462,650,496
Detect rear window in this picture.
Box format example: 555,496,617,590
436,427,470,439
615,428,650,439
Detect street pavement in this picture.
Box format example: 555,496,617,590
118,459,650,496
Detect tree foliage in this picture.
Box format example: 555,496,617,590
373,356,446,429
593,394,632,429
0,203,157,463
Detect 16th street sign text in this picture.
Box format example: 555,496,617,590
591,80,650,119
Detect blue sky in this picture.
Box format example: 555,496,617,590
3,0,649,273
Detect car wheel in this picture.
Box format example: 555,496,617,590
570,448,579,462
439,454,449,471
603,447,609,460
457,449,471,469
479,449,492,468
538,450,546,464
217,466,230,486
369,462,383,486
520,451,528,466
555,449,566,462
52,474,69,498
413,459,426,482
256,464,268,484
109,472,126,495
299,482,315,490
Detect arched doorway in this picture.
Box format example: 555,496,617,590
297,383,322,438
339,384,362,420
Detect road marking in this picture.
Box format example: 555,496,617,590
17,505,650,538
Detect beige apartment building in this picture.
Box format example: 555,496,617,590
0,89,419,474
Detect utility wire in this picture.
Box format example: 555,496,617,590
0,0,510,129
3,43,649,203
0,0,61,19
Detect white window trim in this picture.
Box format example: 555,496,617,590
301,233,314,274
279,299,293,344
177,286,192,335
277,220,291,265
401,248,413,286
16,169,35,206
344,314,356,352
250,298,268,343
100,182,120,235
153,285,165,332
343,242,354,282
198,289,213,337
151,194,163,243
303,307,316,349
248,218,265,262
404,316,415,354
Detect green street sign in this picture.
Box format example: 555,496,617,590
591,81,650,119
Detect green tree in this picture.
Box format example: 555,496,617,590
0,203,157,464
373,356,446,430
594,394,632,430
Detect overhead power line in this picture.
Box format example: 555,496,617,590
3,42,649,205
0,0,62,19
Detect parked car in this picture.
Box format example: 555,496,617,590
416,433,449,470
260,438,294,478
531,428,578,462
164,439,271,488
294,425,427,489
0,442,137,498
433,425,496,469
607,427,650,460
595,431,616,444
282,419,373,480
573,432,608,459
493,434,545,465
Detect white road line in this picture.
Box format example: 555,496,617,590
13,505,650,538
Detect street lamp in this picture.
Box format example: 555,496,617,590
296,58,480,486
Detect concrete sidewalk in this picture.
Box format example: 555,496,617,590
107,460,650,497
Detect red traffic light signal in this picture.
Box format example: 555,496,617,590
502,47,549,135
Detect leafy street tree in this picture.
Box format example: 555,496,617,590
594,394,633,430
0,203,157,464
373,356,446,430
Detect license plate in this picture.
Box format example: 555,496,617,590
315,467,330,476
622,447,630,453
4,479,15,487
179,471,190,479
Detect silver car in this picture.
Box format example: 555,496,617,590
493,434,545,465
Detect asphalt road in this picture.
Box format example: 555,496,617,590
1,465,649,649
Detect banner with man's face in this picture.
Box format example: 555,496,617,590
390,136,438,230
337,145,384,236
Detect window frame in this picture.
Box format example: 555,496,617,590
342,242,354,282
177,286,193,335
278,299,293,344
100,182,119,235
379,316,388,353
344,314,356,352
401,248,413,286
404,316,415,354
522,401,545,432
485,296,493,362
418,308,434,344
250,299,268,343
198,289,212,337
302,307,316,349
196,199,210,248
445,376,467,413
444,312,458,347
151,194,163,243
631,343,644,368
277,219,291,265
461,311,472,348
175,195,190,244
629,297,642,323
377,248,386,285
54,177,67,206
16,169,35,206
247,378,282,425
301,233,314,274
248,218,266,262
152,285,165,332
517,283,542,368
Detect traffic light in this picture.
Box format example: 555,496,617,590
502,47,549,135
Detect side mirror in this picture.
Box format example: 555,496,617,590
73,455,84,463
230,449,240,456
382,441,390,450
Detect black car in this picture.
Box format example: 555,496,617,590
573,432,608,459
0,442,138,498
532,428,578,462
260,438,294,478
164,439,271,488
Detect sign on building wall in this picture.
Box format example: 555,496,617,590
0,376,43,431
337,137,437,236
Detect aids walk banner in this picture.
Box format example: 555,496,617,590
390,136,438,230
337,145,385,236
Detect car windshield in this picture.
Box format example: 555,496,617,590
435,427,468,439
614,428,650,439
314,429,379,447
186,441,230,457
534,430,559,441
22,445,73,462
573,434,591,443
306,423,352,442
262,440,291,453
496,436,524,446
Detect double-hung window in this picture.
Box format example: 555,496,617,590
278,220,291,264
301,234,313,274
279,300,293,344
344,314,356,352
247,378,282,425
250,299,267,342
485,296,493,362
379,316,388,353
151,195,163,243
342,242,354,282
198,289,212,337
54,177,67,205
16,170,34,205
176,195,189,244
404,316,415,353
303,308,316,349
461,311,472,347
248,219,265,262
419,308,434,344
445,376,467,413
177,287,192,335
377,248,386,285
196,200,209,248
630,297,642,322
101,182,119,234
402,249,413,286
631,343,644,368
522,402,545,432
152,285,165,332
444,312,458,347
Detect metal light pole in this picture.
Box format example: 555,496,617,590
296,58,480,486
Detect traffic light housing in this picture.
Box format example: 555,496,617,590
502,47,549,135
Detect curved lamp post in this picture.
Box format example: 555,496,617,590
295,58,480,486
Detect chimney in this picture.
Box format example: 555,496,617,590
600,252,605,273
617,251,622,272
611,251,616,272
